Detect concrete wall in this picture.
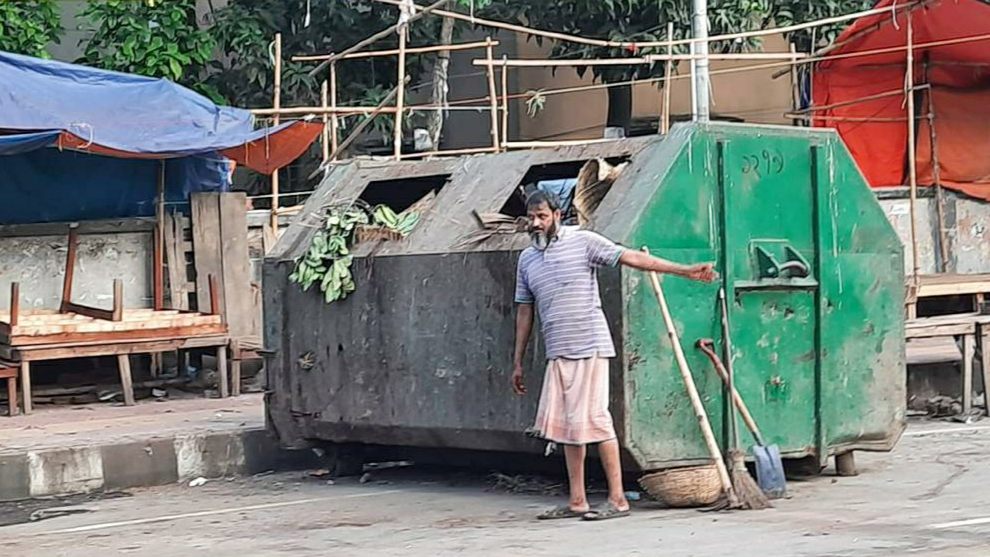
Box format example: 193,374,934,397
0,222,153,311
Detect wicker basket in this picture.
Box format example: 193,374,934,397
638,464,722,507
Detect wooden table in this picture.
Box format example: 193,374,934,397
906,312,990,413
0,308,229,415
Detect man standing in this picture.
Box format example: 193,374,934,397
512,191,715,521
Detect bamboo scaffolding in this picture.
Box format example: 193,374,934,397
661,22,673,135
484,38,500,151
906,11,920,285
293,40,497,62
270,32,282,235
500,54,509,148
329,63,339,154
374,0,920,51
925,60,949,272
394,16,408,160
320,80,330,163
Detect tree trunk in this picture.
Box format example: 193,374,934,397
427,16,455,150
605,83,632,136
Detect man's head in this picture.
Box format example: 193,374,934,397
525,191,562,251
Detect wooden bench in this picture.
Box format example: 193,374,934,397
906,312,990,413
0,362,17,416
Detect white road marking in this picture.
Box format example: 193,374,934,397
30,489,402,536
904,424,990,437
931,516,990,530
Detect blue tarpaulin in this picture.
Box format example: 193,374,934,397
0,50,321,224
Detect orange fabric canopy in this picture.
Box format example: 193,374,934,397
812,0,990,200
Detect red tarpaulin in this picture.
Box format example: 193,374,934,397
812,0,990,200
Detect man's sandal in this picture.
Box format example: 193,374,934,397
582,503,630,521
537,506,587,520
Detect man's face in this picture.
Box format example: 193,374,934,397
527,201,561,250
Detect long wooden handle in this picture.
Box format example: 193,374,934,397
645,265,738,506
697,340,767,447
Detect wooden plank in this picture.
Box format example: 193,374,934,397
60,226,78,311
164,213,189,311
905,337,962,365
15,335,229,361
117,355,135,406
6,375,16,416
191,192,225,314
905,323,976,338
963,333,975,413
62,302,115,322
9,323,227,347
218,192,257,339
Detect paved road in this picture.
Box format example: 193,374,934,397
2,422,990,557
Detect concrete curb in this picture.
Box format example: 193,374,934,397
0,427,318,502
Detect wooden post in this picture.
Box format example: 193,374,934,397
981,326,990,416
60,225,79,311
394,21,408,160
155,161,165,310
230,340,242,397
963,333,975,413
117,355,135,406
209,274,221,317
320,80,330,163
905,11,920,283
661,22,673,134
500,55,509,149
925,61,949,272
9,283,18,327
484,38,500,151
153,225,164,311
329,62,339,155
270,33,282,234
20,361,31,415
217,344,229,398
112,279,123,322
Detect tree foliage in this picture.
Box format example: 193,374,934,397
0,0,63,59
76,0,218,98
772,0,875,51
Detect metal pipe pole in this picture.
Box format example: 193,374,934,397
691,0,710,121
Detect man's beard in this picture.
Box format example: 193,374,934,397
529,220,559,251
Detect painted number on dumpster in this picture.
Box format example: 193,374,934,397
741,149,785,178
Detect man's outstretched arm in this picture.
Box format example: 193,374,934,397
618,250,717,282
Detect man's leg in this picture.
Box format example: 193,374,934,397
598,438,630,511
563,443,590,513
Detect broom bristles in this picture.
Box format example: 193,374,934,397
729,450,772,510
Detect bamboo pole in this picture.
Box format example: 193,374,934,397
401,146,498,159
154,161,165,311
785,114,913,123
394,21,408,160
293,39,498,61
500,55,509,149
661,22,674,134
789,43,799,126
375,0,918,52
270,32,282,235
793,85,929,114
484,38,500,151
925,61,949,272
906,11,920,283
329,63,339,154
251,106,399,116
320,80,330,163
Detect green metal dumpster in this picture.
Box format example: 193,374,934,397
264,122,905,472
